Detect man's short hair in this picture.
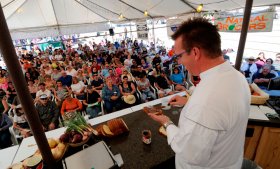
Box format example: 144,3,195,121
171,17,222,58
38,83,45,86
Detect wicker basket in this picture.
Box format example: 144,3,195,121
250,83,269,105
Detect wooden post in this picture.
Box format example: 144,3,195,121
234,0,253,70
0,3,56,169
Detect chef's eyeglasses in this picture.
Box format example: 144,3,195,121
174,51,189,58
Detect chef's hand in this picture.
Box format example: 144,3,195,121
168,95,188,106
148,113,170,126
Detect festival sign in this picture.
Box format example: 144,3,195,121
214,12,274,32
136,21,148,40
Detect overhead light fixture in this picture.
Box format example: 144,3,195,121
16,8,23,13
144,10,148,17
196,4,203,13
119,13,124,19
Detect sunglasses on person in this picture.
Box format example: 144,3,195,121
41,98,48,100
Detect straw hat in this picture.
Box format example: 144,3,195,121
245,56,256,61
123,95,136,104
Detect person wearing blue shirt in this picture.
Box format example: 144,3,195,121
101,64,110,78
58,71,72,87
102,78,122,113
170,67,186,91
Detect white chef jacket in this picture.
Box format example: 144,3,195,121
167,61,250,169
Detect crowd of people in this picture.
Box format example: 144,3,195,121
240,52,280,89
0,35,279,150
0,39,188,148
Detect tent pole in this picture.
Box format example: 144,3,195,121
130,22,133,39
0,4,56,169
234,0,253,70
152,19,156,46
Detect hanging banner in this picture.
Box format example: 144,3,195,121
136,21,148,40
214,12,274,32
166,19,182,37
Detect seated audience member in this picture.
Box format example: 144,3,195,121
170,67,186,91
36,83,51,102
130,60,138,77
115,62,124,77
0,73,8,90
44,65,52,75
152,53,161,67
101,64,110,78
273,53,280,71
240,56,258,78
123,52,133,70
61,93,83,121
71,76,86,100
38,69,46,83
121,69,133,82
90,73,104,91
108,69,121,85
66,66,77,76
155,71,174,98
53,80,69,107
92,67,99,75
81,64,91,79
35,94,59,131
147,70,157,87
136,74,156,102
154,63,162,77
252,64,276,89
91,60,101,71
76,69,87,84
119,76,138,106
6,82,17,104
265,58,275,70
25,72,34,82
134,65,147,79
44,75,55,90
102,79,122,113
83,85,102,119
28,80,38,99
141,59,151,72
0,89,9,114
0,111,13,149
51,67,62,81
13,105,31,138
255,52,266,69
58,70,72,87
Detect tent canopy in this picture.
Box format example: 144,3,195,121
1,0,279,39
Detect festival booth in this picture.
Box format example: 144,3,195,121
1,0,280,169
1,91,279,169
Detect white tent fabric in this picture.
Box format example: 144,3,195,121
1,0,280,40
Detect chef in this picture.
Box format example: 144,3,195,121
149,18,250,169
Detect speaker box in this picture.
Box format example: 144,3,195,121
109,28,114,36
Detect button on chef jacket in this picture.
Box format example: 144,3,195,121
167,61,250,169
